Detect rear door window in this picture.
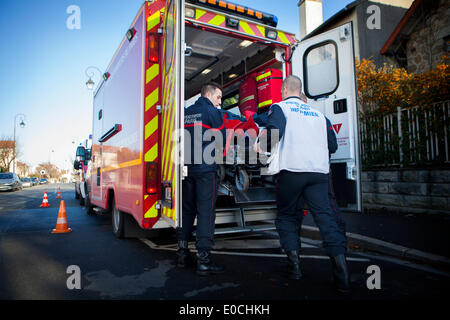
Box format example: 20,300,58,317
303,41,339,99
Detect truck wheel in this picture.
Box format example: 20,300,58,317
235,168,249,192
112,199,124,238
85,193,95,215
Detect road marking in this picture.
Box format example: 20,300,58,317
354,251,450,278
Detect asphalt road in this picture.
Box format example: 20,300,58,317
0,184,448,305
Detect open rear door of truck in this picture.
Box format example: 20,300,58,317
292,22,362,212
160,0,185,227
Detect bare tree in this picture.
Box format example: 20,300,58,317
34,163,62,180
0,137,15,172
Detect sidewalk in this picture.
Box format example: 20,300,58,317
300,210,450,267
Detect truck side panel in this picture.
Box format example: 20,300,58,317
91,8,146,224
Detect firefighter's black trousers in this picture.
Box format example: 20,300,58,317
275,170,347,257
297,169,347,246
177,171,217,252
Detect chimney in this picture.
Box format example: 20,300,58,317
298,0,323,39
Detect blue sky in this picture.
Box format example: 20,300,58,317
0,0,353,171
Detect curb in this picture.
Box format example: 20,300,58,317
300,225,450,268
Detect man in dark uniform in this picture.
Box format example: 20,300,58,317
255,76,350,293
177,82,226,276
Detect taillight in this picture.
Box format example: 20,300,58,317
148,35,159,63
146,163,158,195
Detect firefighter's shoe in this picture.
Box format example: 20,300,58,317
286,250,303,280
176,240,194,268
330,254,351,294
196,251,225,276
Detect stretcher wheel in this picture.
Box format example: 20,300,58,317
217,164,225,183
235,168,249,192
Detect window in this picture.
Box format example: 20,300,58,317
303,41,339,99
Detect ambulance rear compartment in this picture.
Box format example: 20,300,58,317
184,25,283,225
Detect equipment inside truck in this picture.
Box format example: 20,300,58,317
184,24,285,205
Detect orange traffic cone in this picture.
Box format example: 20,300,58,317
40,191,50,207
56,187,62,199
52,200,72,234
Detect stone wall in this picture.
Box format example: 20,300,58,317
362,168,450,215
406,0,450,73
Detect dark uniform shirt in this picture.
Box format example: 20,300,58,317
184,96,226,174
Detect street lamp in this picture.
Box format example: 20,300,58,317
49,149,54,164
13,113,26,174
85,66,103,90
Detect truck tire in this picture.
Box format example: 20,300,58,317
112,199,124,238
85,193,95,215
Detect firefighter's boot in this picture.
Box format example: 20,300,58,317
330,254,350,293
196,251,225,276
176,240,193,268
286,250,302,280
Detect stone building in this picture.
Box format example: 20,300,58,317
381,0,450,73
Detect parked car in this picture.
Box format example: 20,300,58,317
31,177,39,186
20,177,33,188
39,178,49,184
0,172,22,191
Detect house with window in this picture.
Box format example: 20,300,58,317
380,0,449,73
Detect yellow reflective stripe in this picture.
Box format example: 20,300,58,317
256,71,271,81
165,206,174,220
162,107,172,180
278,31,290,44
196,9,206,20
144,202,158,218
208,14,225,26
240,21,255,35
146,64,159,84
145,116,158,140
145,88,159,111
145,143,158,162
164,107,175,180
256,25,265,37
147,10,161,31
144,195,148,200
102,158,142,173
259,100,273,108
166,95,176,181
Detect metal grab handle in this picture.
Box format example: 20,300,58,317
98,124,122,143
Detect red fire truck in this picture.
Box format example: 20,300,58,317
84,0,361,238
